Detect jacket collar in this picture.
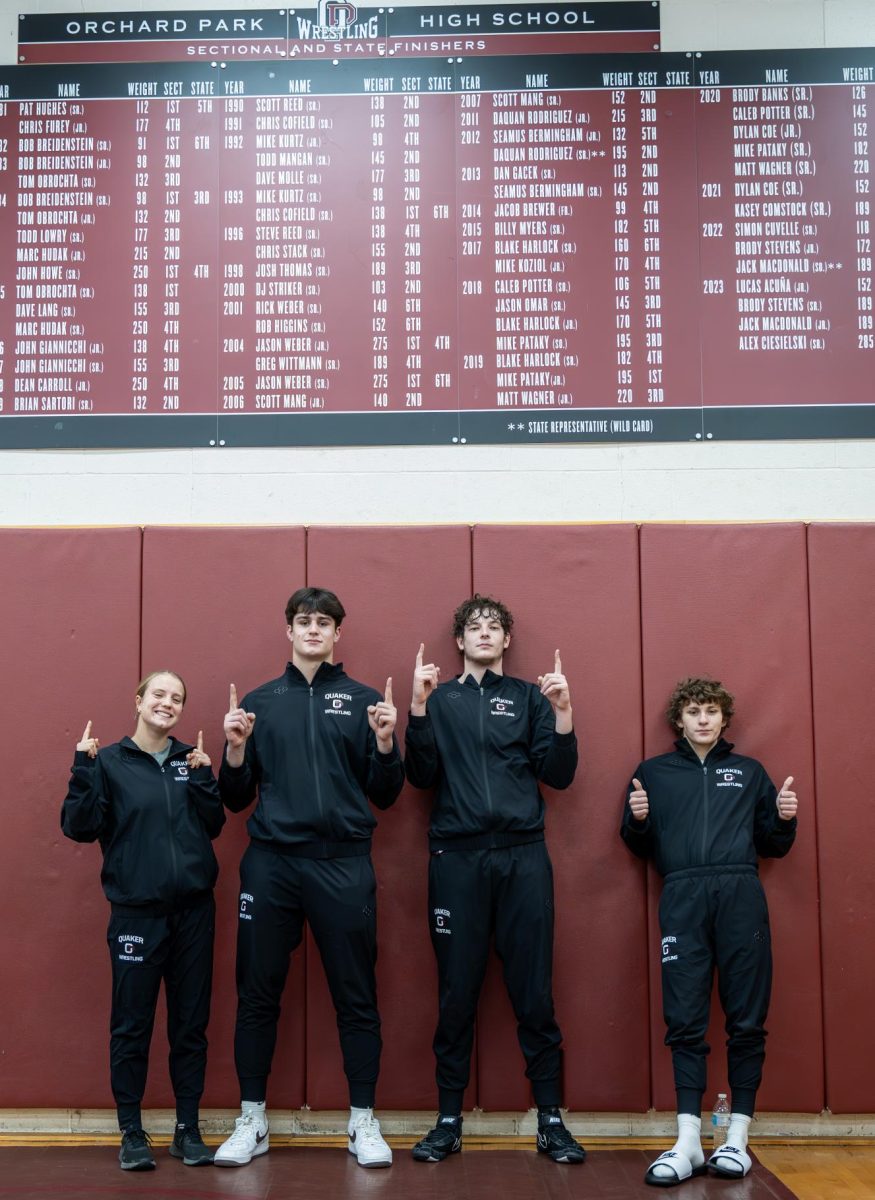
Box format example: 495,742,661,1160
673,735,734,765
120,735,186,758
285,660,344,687
459,667,503,691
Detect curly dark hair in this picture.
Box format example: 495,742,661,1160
666,676,735,730
452,594,514,641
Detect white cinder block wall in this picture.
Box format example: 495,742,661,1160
1,0,873,525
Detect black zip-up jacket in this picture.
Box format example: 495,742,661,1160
218,661,404,852
405,669,578,848
620,737,797,877
61,736,224,908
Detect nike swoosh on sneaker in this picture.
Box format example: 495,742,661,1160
255,1131,268,1145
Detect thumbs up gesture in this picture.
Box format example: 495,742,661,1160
537,649,571,717
776,776,797,821
628,777,649,822
411,643,440,715
367,677,397,752
76,720,99,759
186,730,211,770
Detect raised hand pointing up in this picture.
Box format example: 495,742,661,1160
367,677,397,752
411,643,441,715
76,720,100,759
224,683,256,768
537,649,572,731
186,730,211,770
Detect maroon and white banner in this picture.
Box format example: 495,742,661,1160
0,48,873,448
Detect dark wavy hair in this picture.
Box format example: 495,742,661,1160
452,594,514,641
666,677,734,730
285,587,346,627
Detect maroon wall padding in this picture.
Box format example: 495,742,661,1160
471,525,649,1113
808,524,875,1113
638,524,823,1113
10,521,867,1117
140,526,308,1109
303,527,473,1110
2,528,142,1107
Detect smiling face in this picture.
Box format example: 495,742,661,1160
287,609,340,667
676,699,726,759
135,672,185,739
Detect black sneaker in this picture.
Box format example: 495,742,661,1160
119,1127,156,1171
412,1115,463,1162
169,1123,214,1166
536,1113,586,1164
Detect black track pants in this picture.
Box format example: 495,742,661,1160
659,866,772,1113
108,895,215,1130
428,840,563,1109
234,842,381,1108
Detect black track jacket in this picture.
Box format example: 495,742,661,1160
405,669,578,848
620,737,797,876
218,661,404,851
61,737,224,908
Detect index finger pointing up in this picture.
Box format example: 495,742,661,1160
416,643,424,667
197,729,204,754
81,719,92,741
554,649,562,674
384,677,393,706
230,683,238,711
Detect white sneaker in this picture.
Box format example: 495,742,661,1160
214,1111,270,1166
347,1110,392,1168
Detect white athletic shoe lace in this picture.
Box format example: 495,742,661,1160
349,1112,392,1165
220,1112,267,1153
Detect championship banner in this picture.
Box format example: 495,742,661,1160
1,45,874,448
17,4,661,64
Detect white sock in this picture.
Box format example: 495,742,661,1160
241,1100,267,1124
724,1113,751,1150
651,1114,703,1179
350,1106,372,1121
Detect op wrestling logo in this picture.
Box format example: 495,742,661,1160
313,1,358,38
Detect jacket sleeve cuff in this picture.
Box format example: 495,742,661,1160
73,750,96,767
220,758,247,775
406,713,431,730
553,730,576,746
375,747,400,765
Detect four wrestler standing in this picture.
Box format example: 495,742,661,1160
61,588,798,1185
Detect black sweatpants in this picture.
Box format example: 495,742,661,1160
107,894,215,1130
428,839,563,1113
234,841,381,1108
658,865,772,1118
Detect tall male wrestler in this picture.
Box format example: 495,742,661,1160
215,587,403,1169
405,594,585,1165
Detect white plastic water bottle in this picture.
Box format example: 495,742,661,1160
711,1093,730,1148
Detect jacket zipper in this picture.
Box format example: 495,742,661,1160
309,686,324,824
700,762,709,864
159,758,180,896
479,687,494,821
